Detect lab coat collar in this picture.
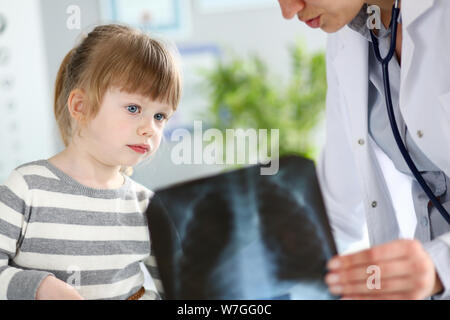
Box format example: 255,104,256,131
398,0,435,137
401,0,435,29
330,0,436,141
331,30,402,244
331,28,369,143
345,0,435,41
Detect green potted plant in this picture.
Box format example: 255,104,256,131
199,41,327,165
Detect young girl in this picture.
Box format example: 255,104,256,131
0,24,182,300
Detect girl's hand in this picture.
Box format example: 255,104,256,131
36,275,84,300
325,239,443,300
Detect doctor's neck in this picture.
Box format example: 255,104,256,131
366,0,401,29
367,0,403,64
366,0,400,11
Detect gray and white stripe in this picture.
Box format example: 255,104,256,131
0,160,163,300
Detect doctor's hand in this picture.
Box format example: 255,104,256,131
324,239,443,300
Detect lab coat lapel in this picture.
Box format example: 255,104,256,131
400,0,435,27
332,29,401,245
398,0,450,175
332,31,369,144
399,0,435,106
333,1,436,139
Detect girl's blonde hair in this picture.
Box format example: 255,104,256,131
54,24,182,175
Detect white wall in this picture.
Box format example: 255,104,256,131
0,0,56,183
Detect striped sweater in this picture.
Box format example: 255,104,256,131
0,160,164,300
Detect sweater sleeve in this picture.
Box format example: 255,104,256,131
0,170,54,300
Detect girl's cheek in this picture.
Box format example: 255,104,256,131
154,132,162,144
152,132,163,148
111,117,134,135
151,123,164,137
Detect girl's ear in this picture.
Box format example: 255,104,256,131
67,89,88,124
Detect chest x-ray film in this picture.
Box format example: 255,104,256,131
146,155,337,299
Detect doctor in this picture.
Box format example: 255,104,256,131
279,0,450,300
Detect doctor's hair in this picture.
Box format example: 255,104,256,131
53,24,182,174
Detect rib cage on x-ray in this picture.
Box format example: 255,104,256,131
146,156,338,300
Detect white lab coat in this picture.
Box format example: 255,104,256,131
317,0,450,255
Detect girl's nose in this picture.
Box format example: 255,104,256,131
279,0,306,19
137,119,154,137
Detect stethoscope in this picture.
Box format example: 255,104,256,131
370,0,450,224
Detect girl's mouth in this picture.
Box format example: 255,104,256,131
127,145,149,154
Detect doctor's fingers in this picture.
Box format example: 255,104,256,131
327,239,425,270
329,276,418,298
325,259,412,285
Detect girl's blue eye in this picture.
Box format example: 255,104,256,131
154,113,166,121
127,105,140,114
